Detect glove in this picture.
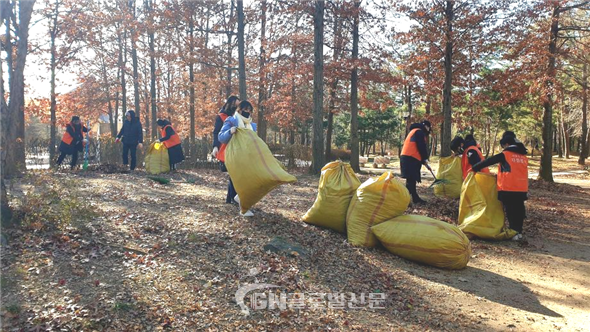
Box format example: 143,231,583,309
211,146,219,158
137,143,143,149
230,127,237,134
115,137,121,143
423,159,429,166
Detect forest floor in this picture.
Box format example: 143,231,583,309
1,158,589,331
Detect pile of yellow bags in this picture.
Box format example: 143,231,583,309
302,161,361,233
372,215,471,269
433,156,462,198
346,172,410,247
458,172,517,240
145,142,170,174
225,128,297,213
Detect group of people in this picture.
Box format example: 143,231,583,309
400,120,529,241
211,96,257,217
56,110,185,171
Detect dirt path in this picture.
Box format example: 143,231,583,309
1,169,589,331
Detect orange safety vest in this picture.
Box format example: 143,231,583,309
401,128,427,161
160,125,181,149
61,123,79,145
461,145,489,179
217,113,230,162
497,150,528,192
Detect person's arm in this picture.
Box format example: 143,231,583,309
472,152,505,172
212,116,224,148
137,122,143,144
159,127,174,142
413,130,429,163
467,150,482,167
82,126,89,133
252,122,257,133
218,117,237,144
116,123,125,139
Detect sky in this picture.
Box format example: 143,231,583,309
8,1,412,100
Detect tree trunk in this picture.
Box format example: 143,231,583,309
311,0,325,174
129,0,140,120
237,0,247,100
225,1,235,97
539,5,559,182
49,2,58,166
563,117,570,159
188,14,196,159
579,62,588,165
118,28,127,120
325,7,341,162
147,0,157,139
440,0,454,157
257,0,267,141
2,0,35,178
349,0,361,173
405,84,413,135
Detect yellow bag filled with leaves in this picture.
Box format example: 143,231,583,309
372,215,471,269
225,128,297,213
458,172,517,240
145,142,170,174
302,161,361,233
433,156,463,198
346,172,410,247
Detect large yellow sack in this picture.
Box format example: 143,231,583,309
458,172,517,240
226,128,297,213
302,161,361,233
372,215,471,269
433,156,462,198
346,172,410,247
145,142,170,174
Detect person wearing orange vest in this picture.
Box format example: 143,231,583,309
461,134,489,179
472,131,528,241
157,119,185,171
400,120,431,204
56,116,88,169
212,96,240,204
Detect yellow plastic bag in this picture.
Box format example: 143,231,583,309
372,215,471,270
145,142,170,174
346,172,410,247
458,172,517,240
433,156,462,198
302,161,361,233
225,128,297,213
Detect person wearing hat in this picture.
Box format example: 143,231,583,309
400,120,431,204
472,131,528,241
461,134,489,179
115,110,143,171
450,136,465,156
157,119,185,171
56,116,88,169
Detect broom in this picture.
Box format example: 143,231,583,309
425,164,449,188
83,120,90,170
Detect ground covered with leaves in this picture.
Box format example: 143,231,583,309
1,165,589,331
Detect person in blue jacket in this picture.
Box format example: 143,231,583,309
218,100,257,217
115,110,143,171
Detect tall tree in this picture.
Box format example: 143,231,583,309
237,0,247,100
349,0,361,172
129,0,141,119
311,0,325,174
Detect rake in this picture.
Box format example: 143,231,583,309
425,164,450,188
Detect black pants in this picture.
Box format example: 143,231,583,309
405,179,422,203
502,199,526,233
122,143,137,170
56,150,78,169
227,178,237,204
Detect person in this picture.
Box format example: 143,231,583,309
212,96,240,204
218,100,257,217
400,120,431,204
157,119,185,171
450,136,465,156
56,116,88,169
115,110,143,171
472,131,528,241
461,134,489,179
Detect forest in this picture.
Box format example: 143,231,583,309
1,0,590,331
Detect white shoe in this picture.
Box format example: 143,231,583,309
240,210,254,217
234,195,240,205
511,234,523,241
